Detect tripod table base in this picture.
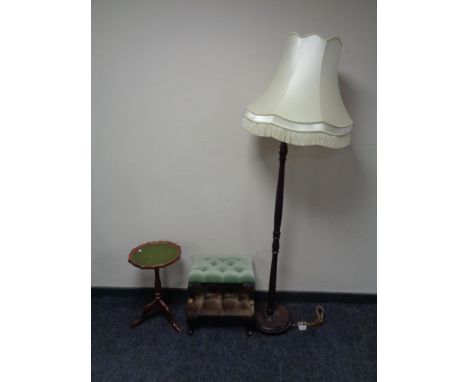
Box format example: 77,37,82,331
131,296,181,332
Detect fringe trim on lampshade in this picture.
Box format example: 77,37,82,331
243,117,351,149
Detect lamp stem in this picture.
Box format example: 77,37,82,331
266,141,288,315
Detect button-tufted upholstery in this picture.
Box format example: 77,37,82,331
187,292,254,317
186,256,256,334
188,256,255,284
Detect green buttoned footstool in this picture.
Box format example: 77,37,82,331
186,256,256,335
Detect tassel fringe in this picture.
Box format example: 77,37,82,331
243,117,351,149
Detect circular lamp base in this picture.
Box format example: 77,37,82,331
255,303,291,334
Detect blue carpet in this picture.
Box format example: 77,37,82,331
92,289,376,382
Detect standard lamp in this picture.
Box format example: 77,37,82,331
243,32,353,334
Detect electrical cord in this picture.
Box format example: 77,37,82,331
291,305,325,330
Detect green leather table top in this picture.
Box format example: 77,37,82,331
188,256,255,284
128,241,181,269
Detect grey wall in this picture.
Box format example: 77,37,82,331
92,0,376,293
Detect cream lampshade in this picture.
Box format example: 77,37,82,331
243,32,353,148
244,32,353,334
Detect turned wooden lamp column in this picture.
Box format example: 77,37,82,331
243,32,354,334
254,141,290,333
